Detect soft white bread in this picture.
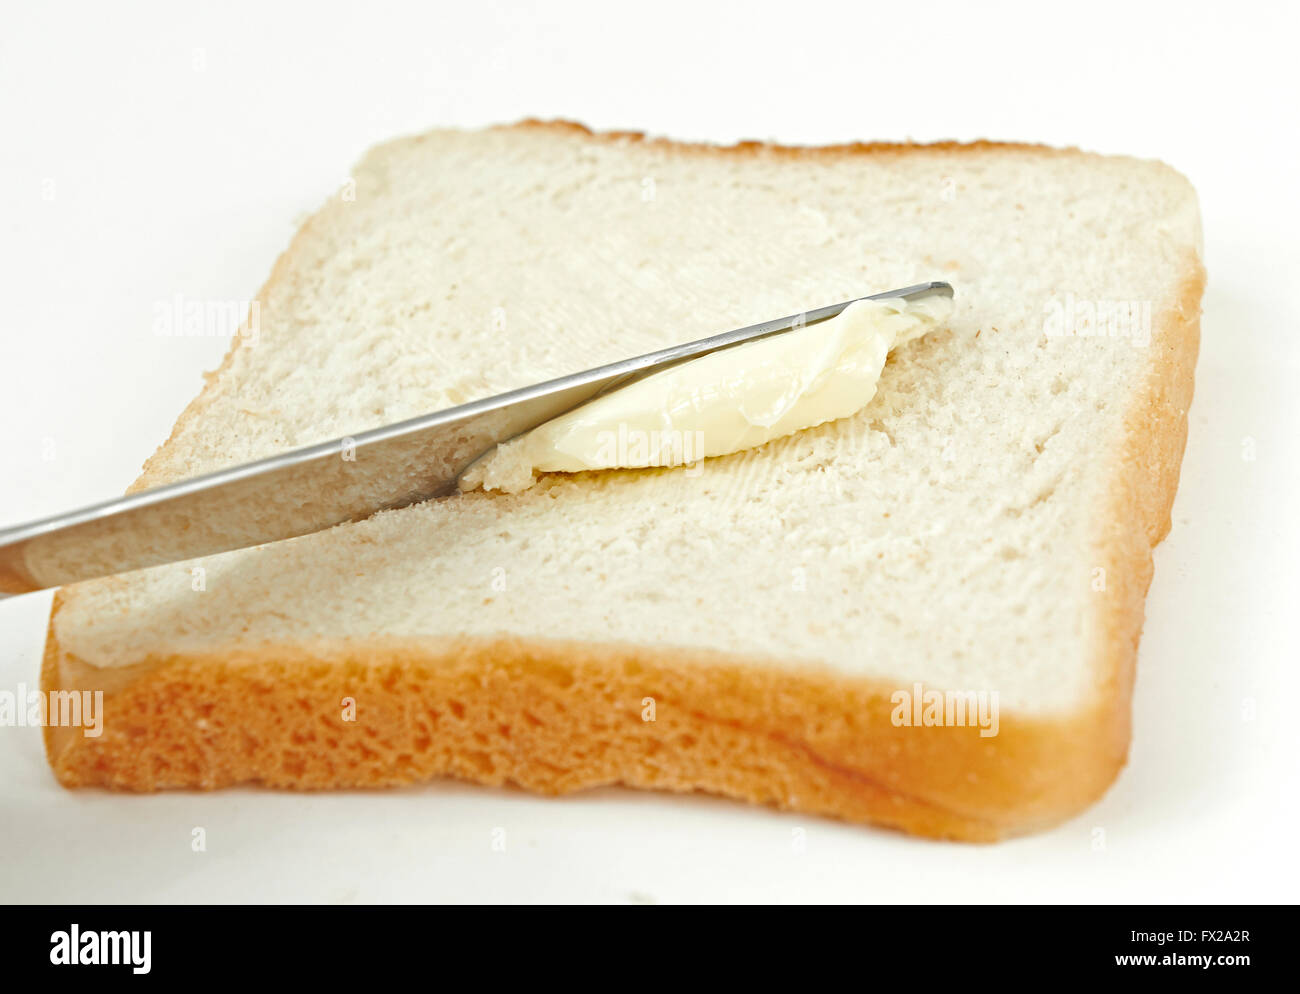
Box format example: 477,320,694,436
42,121,1204,840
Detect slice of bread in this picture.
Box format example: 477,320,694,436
41,120,1204,841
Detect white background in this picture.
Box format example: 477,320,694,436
1,0,1297,903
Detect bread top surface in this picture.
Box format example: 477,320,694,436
53,122,1203,714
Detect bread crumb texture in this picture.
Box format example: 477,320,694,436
44,120,1204,840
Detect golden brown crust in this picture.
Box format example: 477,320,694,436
45,628,1125,841
1087,261,1206,782
41,121,1205,841
506,117,1068,159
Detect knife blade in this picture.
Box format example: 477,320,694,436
0,281,953,595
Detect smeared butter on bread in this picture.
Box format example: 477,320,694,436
460,294,953,493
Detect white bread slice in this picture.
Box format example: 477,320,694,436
42,121,1204,840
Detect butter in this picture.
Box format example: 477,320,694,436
459,294,952,493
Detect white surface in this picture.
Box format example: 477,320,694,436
1,0,1297,903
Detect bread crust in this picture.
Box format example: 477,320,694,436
506,117,1067,158
43,629,1128,841
41,121,1206,841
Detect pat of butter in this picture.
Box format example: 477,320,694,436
459,294,952,494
